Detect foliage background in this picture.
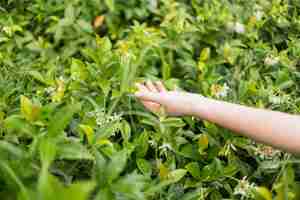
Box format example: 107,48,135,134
1,0,300,199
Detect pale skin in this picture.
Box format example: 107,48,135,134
135,81,300,154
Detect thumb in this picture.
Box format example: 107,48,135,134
134,92,164,103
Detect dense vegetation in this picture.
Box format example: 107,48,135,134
1,0,300,199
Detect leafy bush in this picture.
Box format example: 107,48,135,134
1,0,300,199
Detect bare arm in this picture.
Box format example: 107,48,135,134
192,97,300,153
135,81,300,154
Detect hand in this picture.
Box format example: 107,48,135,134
134,81,204,116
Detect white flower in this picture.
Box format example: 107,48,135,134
255,11,264,21
2,26,13,37
269,96,282,104
234,177,256,198
87,108,122,126
216,83,230,98
148,0,158,11
159,143,173,153
226,22,246,34
264,56,280,66
148,140,157,147
234,22,245,34
59,76,65,81
269,95,290,105
44,87,55,94
91,92,98,96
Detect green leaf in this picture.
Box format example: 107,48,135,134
0,162,30,200
28,71,47,84
198,134,209,154
64,4,76,23
161,117,185,128
94,150,108,187
0,141,24,158
20,95,33,121
185,162,201,179
111,172,146,199
71,58,88,81
47,103,81,137
56,139,93,160
38,170,95,200
104,0,115,12
120,121,131,143
39,138,57,167
166,169,187,184
4,115,35,136
20,95,40,122
79,124,94,144
255,187,272,200
137,158,152,176
135,130,149,157
200,47,211,62
94,188,114,200
106,150,128,183
60,181,96,200
162,62,171,81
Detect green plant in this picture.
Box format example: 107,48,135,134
1,0,300,199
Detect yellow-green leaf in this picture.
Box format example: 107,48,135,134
198,134,209,153
52,79,65,102
96,139,113,147
256,187,272,200
200,47,211,62
198,61,206,72
0,111,5,122
20,96,40,122
167,169,187,183
79,124,94,144
71,58,88,81
21,96,32,121
158,163,169,180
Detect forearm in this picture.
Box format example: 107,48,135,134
191,96,300,153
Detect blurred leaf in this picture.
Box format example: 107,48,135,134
4,115,35,136
39,138,56,167
52,79,66,103
185,162,201,179
48,103,81,137
161,117,185,128
200,48,211,62
137,158,152,176
71,58,88,81
135,130,149,157
79,124,94,144
107,149,128,183
158,162,169,180
111,172,146,199
56,139,93,160
120,120,131,143
198,134,209,154
0,162,30,200
104,0,115,12
166,169,187,184
256,187,272,200
20,96,40,122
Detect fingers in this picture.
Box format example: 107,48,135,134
145,81,159,92
135,81,168,103
135,83,149,93
134,91,163,103
155,81,167,92
136,81,167,93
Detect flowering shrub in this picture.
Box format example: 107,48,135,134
1,0,300,199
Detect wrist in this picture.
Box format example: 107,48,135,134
185,94,209,117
